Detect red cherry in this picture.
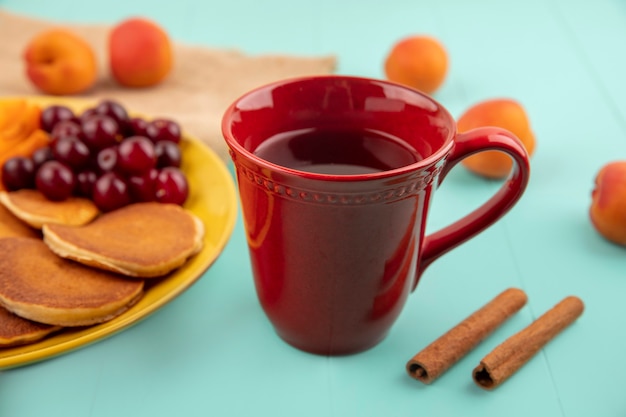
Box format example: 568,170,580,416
2,157,36,190
129,117,149,137
76,170,98,198
50,120,82,141
79,107,99,123
53,136,91,169
117,136,156,175
147,119,181,143
36,161,76,201
128,168,158,202
32,146,54,169
155,167,188,205
95,100,129,127
40,105,75,133
95,146,119,173
81,115,120,150
155,140,182,168
92,172,131,212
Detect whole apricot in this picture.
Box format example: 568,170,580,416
384,35,448,95
457,99,536,179
109,17,173,88
590,161,626,246
23,29,98,95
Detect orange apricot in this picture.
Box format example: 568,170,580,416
0,99,42,147
23,29,98,95
590,161,626,246
0,99,29,132
108,17,173,88
384,35,448,95
0,99,49,191
0,129,50,165
457,99,536,179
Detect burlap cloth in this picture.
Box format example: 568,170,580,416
0,10,336,161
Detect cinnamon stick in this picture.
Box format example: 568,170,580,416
406,288,527,384
472,295,584,390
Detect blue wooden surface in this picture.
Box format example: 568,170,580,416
1,0,625,416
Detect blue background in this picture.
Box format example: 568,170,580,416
1,0,625,416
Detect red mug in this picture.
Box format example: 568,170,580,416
222,76,530,355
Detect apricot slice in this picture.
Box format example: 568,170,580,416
0,100,42,144
0,99,28,132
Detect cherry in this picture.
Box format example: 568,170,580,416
76,170,98,198
95,146,119,173
36,161,76,201
155,140,181,168
128,168,158,202
95,100,128,124
92,172,131,212
2,157,35,190
128,117,149,137
81,114,119,150
40,105,75,133
117,136,156,175
50,120,82,141
146,119,181,143
155,167,188,205
32,146,54,169
79,107,99,123
95,99,130,135
53,136,91,169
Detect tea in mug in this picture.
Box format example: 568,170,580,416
253,127,419,175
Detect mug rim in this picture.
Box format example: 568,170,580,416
221,75,456,181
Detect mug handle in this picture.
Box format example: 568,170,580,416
415,126,531,287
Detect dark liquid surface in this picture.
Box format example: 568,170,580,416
253,128,419,175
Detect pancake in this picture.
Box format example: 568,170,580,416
0,305,62,347
0,189,99,229
0,202,40,239
43,202,204,278
0,237,144,327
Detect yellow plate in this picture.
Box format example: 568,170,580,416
0,97,238,370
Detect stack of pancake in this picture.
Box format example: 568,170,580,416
0,189,204,347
